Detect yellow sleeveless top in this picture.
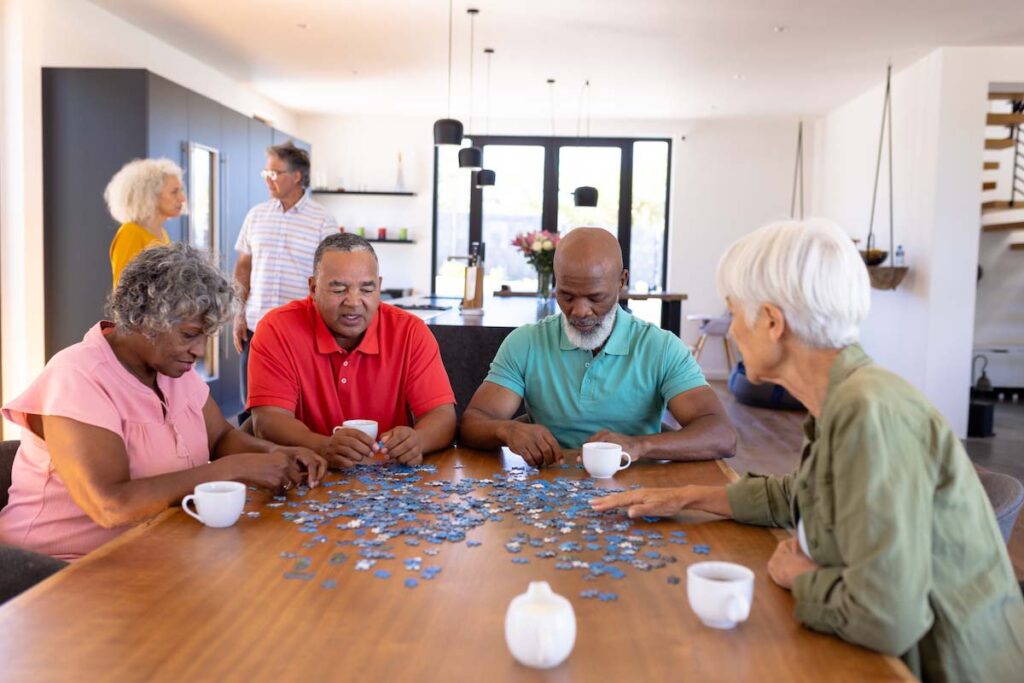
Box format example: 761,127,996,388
109,222,171,287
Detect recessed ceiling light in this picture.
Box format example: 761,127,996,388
733,74,745,81
773,25,787,33
297,23,308,29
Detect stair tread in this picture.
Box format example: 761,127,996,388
982,200,1024,213
982,221,1024,232
985,138,1016,150
987,113,1024,126
989,92,1024,101
984,161,1000,170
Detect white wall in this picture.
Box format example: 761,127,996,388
297,114,811,379
0,0,299,434
813,46,1024,436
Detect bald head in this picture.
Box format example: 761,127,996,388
553,227,623,279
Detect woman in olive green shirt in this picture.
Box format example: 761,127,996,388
594,220,1024,682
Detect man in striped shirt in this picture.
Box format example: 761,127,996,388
233,142,337,417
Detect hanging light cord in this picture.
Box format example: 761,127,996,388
867,63,893,260
446,0,453,118
548,79,556,137
790,121,804,220
586,79,592,137
485,49,493,135
575,79,592,144
467,11,476,131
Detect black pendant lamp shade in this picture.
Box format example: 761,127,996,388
434,118,464,146
458,145,483,169
573,185,598,207
475,169,496,187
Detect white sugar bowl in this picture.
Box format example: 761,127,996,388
504,581,577,669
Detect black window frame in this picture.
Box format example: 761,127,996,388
431,134,672,294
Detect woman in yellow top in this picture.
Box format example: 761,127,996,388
105,158,186,286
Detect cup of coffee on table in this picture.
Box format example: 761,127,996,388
182,481,246,528
581,442,632,479
687,561,754,629
335,419,378,441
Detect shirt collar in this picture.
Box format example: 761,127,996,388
816,343,873,426
274,191,309,215
557,307,632,356
310,297,381,356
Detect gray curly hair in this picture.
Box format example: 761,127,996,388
107,243,237,338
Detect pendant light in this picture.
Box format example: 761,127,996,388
475,47,496,188
458,8,483,169
573,79,598,207
433,0,464,145
790,120,804,219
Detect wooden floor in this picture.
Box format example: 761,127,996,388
709,382,1024,580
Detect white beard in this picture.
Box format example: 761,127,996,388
561,305,617,351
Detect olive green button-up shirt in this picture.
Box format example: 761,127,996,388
727,344,1024,682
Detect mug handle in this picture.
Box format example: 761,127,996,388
182,494,203,524
725,594,751,623
618,452,633,471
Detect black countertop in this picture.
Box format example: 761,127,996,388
390,295,559,329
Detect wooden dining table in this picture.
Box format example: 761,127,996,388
0,448,913,682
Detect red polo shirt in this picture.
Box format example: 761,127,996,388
246,298,455,435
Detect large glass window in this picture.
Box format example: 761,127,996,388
432,136,671,294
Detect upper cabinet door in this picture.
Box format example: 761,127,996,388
187,91,222,150
147,74,189,242
249,119,274,210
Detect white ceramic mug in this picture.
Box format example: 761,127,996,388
581,442,632,479
182,481,246,528
335,419,378,441
687,561,755,629
505,581,576,669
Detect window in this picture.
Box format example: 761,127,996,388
432,136,671,295
187,143,220,380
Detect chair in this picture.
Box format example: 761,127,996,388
1,440,19,510
688,312,735,371
978,470,1024,543
0,544,67,605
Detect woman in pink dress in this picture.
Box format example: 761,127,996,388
0,243,326,564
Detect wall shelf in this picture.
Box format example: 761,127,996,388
313,189,416,197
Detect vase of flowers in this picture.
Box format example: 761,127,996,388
512,230,560,299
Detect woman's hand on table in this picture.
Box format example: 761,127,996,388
589,484,733,518
767,538,819,590
223,447,326,491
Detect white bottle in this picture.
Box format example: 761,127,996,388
504,581,576,669
894,244,905,266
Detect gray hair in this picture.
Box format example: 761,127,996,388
715,219,870,349
108,243,237,338
314,233,377,274
268,141,311,189
104,158,184,226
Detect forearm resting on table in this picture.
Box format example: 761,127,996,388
688,485,733,517
252,408,329,452
410,405,457,453
636,413,737,462
458,407,518,450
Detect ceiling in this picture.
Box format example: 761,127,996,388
90,0,1024,120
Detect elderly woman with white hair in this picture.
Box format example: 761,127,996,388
0,243,326,563
105,157,186,286
593,220,1024,681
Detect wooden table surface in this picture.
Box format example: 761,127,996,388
0,449,912,682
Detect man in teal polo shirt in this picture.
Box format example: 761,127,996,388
460,228,737,467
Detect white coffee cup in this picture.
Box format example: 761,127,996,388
581,442,632,479
336,419,378,441
182,481,246,528
687,561,754,629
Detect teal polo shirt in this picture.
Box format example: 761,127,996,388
484,309,707,448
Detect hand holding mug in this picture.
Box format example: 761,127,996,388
323,424,376,467
378,426,422,466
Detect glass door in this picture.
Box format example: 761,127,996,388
556,145,621,238
187,143,220,381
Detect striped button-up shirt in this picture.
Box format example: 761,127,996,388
235,193,337,330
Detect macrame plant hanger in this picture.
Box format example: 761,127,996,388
864,63,908,290
790,120,805,220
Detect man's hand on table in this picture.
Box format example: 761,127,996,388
377,426,423,466
500,422,564,468
767,538,819,590
320,428,375,468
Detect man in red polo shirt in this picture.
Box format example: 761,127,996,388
247,233,456,467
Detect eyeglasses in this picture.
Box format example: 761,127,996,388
260,169,294,181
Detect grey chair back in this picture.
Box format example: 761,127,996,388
979,470,1024,543
1,440,20,510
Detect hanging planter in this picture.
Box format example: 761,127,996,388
863,64,909,290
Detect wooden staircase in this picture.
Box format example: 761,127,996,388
983,93,1024,251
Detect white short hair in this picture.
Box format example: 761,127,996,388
715,219,870,349
104,158,183,226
